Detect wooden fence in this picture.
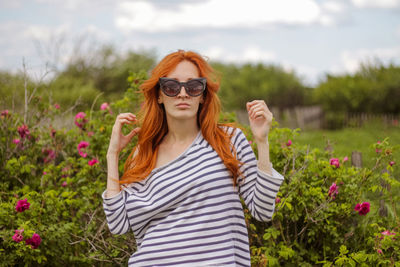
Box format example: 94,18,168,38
235,106,399,130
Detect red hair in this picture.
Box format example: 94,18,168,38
120,50,243,186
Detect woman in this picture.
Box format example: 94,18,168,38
103,50,284,266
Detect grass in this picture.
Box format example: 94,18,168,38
294,122,400,169
295,122,400,218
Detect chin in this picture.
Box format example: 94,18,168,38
168,110,198,120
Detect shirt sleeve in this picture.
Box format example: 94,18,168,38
102,189,130,235
232,128,284,222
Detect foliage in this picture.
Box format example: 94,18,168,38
1,71,399,266
314,62,400,128
0,46,156,113
0,71,146,266
211,62,310,112
242,125,399,266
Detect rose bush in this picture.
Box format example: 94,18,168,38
243,127,399,266
1,70,399,266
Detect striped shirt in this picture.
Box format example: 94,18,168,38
102,127,284,267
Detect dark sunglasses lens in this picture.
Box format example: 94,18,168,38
162,80,180,96
186,80,204,96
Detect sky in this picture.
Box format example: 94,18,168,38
0,0,399,85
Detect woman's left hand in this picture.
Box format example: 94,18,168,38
246,100,273,143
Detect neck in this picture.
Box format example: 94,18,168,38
163,117,200,145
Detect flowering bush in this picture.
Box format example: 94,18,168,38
1,71,398,266
242,127,399,266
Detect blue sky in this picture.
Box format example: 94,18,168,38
0,0,399,85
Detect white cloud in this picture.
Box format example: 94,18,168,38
204,46,276,64
115,0,323,33
339,46,400,73
321,1,346,13
204,47,321,85
0,20,113,76
34,0,118,10
351,0,400,8
317,1,348,26
22,24,70,41
0,0,23,8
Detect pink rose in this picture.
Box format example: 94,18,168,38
329,158,340,168
275,197,281,204
54,103,60,109
77,141,89,158
377,249,383,254
286,140,292,147
354,203,361,211
1,109,11,119
61,181,68,187
74,112,88,129
13,139,20,144
42,148,56,163
88,158,99,166
17,124,30,139
328,182,338,199
389,161,395,167
343,156,348,162
381,230,396,236
12,229,24,243
354,202,370,216
100,102,109,110
25,233,41,249
15,199,30,212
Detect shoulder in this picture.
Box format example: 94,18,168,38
218,125,247,144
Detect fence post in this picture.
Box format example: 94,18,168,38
351,151,362,168
379,167,390,217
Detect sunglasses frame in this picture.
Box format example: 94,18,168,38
159,77,207,97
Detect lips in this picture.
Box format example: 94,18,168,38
176,103,190,108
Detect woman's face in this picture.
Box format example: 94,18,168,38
158,60,204,122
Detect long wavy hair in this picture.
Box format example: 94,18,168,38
120,50,243,186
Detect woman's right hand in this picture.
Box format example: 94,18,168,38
107,113,140,156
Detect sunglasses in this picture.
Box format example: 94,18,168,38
159,77,206,97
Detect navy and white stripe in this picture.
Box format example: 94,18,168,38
102,127,284,266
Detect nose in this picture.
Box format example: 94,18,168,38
177,85,189,98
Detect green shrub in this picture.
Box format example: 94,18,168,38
0,71,398,266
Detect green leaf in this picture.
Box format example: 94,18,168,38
339,245,348,255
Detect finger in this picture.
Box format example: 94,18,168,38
249,105,266,118
118,119,135,125
251,110,267,120
117,113,137,120
248,100,265,105
247,100,267,111
126,127,141,139
249,108,262,119
249,104,265,112
118,115,136,121
246,101,256,111
113,119,134,132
